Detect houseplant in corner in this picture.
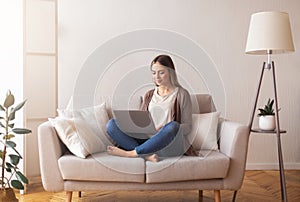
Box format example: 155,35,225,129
257,98,276,131
0,91,31,201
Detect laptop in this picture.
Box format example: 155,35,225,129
112,110,157,138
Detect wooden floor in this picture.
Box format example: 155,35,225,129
15,170,300,202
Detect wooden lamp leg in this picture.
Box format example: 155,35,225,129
232,190,238,202
271,61,288,202
248,62,266,129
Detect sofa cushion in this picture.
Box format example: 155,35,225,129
145,151,230,183
58,152,145,183
190,94,216,114
187,112,220,151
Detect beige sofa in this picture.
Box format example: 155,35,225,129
38,94,250,202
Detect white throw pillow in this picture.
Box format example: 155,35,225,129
49,117,105,158
187,112,221,150
57,102,111,152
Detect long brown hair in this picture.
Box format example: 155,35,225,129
150,55,181,87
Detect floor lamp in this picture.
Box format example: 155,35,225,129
245,11,295,202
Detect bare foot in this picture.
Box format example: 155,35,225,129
145,154,159,162
107,146,138,158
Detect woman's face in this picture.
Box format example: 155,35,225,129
151,62,170,87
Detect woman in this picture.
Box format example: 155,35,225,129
106,55,192,162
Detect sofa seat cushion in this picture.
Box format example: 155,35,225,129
58,152,145,183
145,151,230,183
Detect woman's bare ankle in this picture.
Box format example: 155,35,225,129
145,154,159,162
107,146,138,158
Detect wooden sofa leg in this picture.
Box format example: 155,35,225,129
214,190,221,202
198,190,203,202
78,191,82,198
66,191,72,202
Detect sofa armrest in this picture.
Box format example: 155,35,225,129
219,121,250,190
38,121,66,191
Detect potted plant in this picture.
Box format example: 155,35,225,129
257,98,276,130
0,91,31,201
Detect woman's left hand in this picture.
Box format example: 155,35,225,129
156,125,163,131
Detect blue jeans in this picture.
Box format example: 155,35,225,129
106,119,183,157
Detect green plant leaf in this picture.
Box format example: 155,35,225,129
0,150,3,159
257,109,267,116
16,171,28,184
6,162,14,168
12,128,32,134
0,121,5,128
9,154,20,166
11,179,24,190
10,100,26,116
269,99,274,107
12,100,26,112
4,134,15,140
4,92,15,109
5,167,12,173
5,141,16,148
5,161,14,172
11,146,22,158
258,98,275,116
8,111,15,121
8,123,14,129
0,105,5,111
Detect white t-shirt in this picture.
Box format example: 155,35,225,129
148,87,178,129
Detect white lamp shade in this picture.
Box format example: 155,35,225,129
245,11,295,55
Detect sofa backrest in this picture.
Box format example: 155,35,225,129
95,94,216,119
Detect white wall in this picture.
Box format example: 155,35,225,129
58,0,300,169
0,0,24,174
0,1,23,104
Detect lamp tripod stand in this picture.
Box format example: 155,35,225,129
245,11,294,202
248,60,287,202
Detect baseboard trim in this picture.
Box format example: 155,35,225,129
25,176,43,194
246,162,300,170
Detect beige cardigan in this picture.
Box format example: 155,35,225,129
140,87,192,136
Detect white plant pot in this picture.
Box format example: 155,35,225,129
259,115,276,130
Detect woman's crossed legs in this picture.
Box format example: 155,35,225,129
106,119,180,162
